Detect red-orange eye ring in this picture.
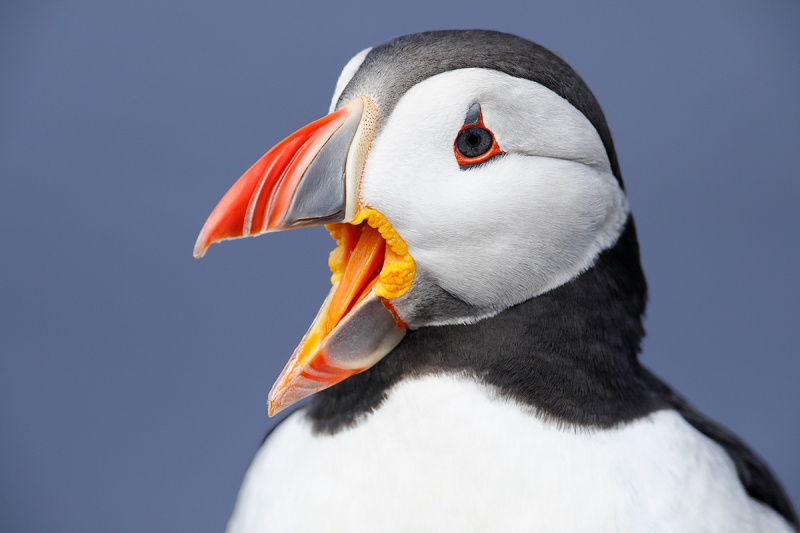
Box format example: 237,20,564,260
453,107,503,167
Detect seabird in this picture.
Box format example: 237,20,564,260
194,30,798,532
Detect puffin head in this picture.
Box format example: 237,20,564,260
194,31,636,416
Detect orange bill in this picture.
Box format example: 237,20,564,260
193,96,376,258
194,97,415,416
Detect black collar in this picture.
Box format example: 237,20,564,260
307,215,656,432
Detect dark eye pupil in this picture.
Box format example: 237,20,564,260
456,127,493,159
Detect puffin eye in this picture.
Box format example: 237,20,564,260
456,127,494,159
454,103,503,167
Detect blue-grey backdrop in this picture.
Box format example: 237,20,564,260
1,2,798,532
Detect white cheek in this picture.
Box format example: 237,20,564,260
360,69,628,314
379,155,626,308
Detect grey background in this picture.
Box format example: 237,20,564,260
1,1,798,531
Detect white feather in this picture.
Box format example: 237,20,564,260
227,375,792,533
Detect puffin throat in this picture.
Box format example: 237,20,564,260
266,208,414,416
326,207,415,323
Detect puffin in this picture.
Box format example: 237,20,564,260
194,30,798,532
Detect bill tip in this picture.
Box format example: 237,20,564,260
193,232,210,259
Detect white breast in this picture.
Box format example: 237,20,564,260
227,375,792,533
